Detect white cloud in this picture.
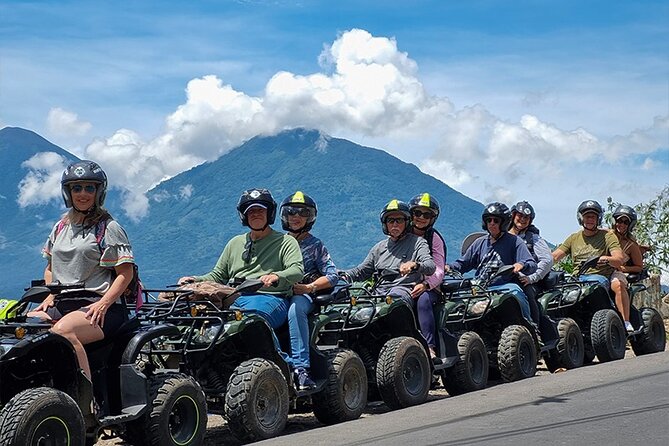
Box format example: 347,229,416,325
179,184,194,200
46,107,92,137
17,152,68,208
60,28,665,232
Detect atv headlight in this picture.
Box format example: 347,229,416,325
468,300,488,316
193,323,220,344
562,288,581,304
350,307,374,323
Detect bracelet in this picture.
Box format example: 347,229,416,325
310,284,317,293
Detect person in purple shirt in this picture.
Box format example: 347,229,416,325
446,202,537,322
408,193,446,359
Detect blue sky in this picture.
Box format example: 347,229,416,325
1,0,668,247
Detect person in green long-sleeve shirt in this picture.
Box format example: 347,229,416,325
178,188,304,330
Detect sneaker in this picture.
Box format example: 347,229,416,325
295,367,316,390
624,321,634,332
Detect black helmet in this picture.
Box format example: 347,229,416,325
481,202,511,231
577,200,603,226
380,199,411,236
613,204,637,232
61,160,108,209
409,193,440,226
280,191,318,233
511,201,535,222
237,188,277,227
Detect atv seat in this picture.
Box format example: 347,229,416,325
540,271,565,290
441,278,471,294
626,270,649,284
85,317,141,353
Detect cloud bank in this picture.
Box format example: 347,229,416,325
20,28,667,228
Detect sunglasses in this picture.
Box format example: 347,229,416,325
616,218,631,225
70,184,96,194
485,217,501,224
285,206,311,217
385,217,408,225
242,238,253,263
412,210,435,219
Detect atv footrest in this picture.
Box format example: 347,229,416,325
98,405,144,427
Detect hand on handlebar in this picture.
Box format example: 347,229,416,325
178,276,196,286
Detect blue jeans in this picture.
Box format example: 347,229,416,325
232,293,289,329
288,294,314,369
489,283,532,322
579,274,610,288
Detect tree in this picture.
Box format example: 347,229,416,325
607,187,669,276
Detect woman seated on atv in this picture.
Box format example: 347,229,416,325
507,201,553,323
341,199,436,307
609,204,645,331
445,202,537,323
408,193,445,359
280,191,339,389
28,161,135,381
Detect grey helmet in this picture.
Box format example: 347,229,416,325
380,199,412,236
577,200,603,226
511,201,535,222
613,204,638,232
61,160,108,209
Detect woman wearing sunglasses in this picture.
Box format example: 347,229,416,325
279,191,339,389
408,193,446,359
28,160,135,382
609,205,644,331
341,199,436,309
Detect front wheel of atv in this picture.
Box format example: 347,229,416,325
225,358,289,442
441,331,489,395
376,336,431,410
498,325,537,382
313,348,368,424
591,309,626,362
125,372,207,446
630,307,666,356
0,387,85,446
545,318,584,371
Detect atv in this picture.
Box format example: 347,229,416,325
317,269,488,408
0,280,207,446
139,278,368,443
543,256,665,363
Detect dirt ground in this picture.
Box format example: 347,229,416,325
96,323,669,446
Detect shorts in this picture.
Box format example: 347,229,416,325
46,299,127,337
609,270,629,288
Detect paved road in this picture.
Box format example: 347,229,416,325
259,351,669,446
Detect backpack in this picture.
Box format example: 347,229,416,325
55,218,143,311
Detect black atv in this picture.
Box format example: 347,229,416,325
544,256,666,363
139,278,368,443
317,269,488,408
0,280,207,446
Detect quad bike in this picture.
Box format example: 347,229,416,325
0,280,207,446
318,269,489,408
543,256,665,363
138,278,367,443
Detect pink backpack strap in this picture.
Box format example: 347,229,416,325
55,219,67,237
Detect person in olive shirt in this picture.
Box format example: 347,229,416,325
552,200,628,329
179,188,304,329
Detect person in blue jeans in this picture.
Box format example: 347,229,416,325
280,191,339,389
445,202,537,323
178,188,305,374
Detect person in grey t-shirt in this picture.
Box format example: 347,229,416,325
28,161,134,381
342,199,436,304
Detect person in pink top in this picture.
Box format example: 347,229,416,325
408,193,446,359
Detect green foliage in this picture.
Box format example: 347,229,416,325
606,187,669,276
556,257,574,274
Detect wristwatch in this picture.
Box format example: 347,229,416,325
411,262,421,272
310,283,317,293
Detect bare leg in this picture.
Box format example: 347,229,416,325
51,310,104,380
610,278,630,321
